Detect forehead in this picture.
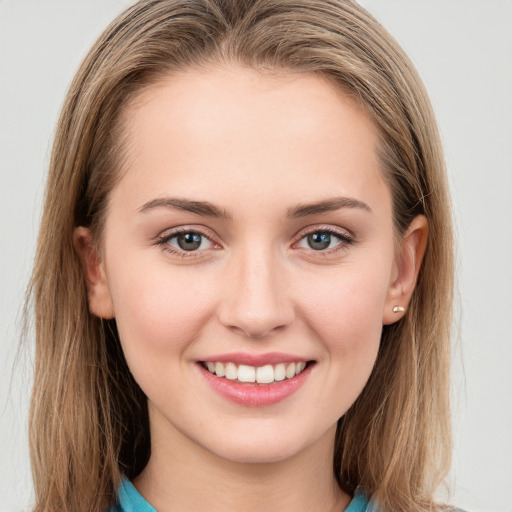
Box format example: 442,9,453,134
111,64,389,217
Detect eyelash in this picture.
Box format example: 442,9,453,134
294,226,355,256
155,226,355,258
155,227,216,258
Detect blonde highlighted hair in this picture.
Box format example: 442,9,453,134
28,1,454,511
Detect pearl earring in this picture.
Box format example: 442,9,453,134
393,305,405,313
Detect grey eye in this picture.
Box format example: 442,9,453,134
307,232,332,250
166,232,213,252
298,231,347,251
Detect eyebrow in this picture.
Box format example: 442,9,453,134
139,197,232,219
138,196,371,219
287,196,372,217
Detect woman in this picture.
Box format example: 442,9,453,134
28,1,455,511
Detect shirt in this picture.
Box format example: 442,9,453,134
110,477,372,511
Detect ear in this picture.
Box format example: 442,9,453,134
73,227,115,319
382,215,428,325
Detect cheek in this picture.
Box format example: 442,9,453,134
107,260,214,367
294,265,390,417
296,263,390,360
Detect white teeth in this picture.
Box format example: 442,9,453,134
204,360,308,384
238,364,256,383
285,363,296,379
274,363,286,381
225,362,238,380
256,364,274,384
215,362,225,377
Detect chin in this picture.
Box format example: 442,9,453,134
213,445,302,465
200,425,327,466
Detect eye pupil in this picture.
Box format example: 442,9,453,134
308,232,331,250
177,232,202,251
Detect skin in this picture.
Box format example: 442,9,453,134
75,64,427,512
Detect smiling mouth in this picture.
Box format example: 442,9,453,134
200,361,312,385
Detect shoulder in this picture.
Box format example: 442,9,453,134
344,492,465,512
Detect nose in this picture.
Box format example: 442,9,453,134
217,247,295,339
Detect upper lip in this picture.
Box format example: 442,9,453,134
198,352,312,366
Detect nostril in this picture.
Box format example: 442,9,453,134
229,323,287,340
219,306,295,340
216,262,295,338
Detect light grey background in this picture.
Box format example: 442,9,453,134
1,1,511,511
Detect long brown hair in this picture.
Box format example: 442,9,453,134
28,1,454,510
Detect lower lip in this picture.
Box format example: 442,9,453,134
197,363,313,407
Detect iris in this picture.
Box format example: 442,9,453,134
177,232,202,251
307,232,332,250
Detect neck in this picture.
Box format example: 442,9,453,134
133,417,349,512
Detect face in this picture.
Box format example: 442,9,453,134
80,65,423,465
